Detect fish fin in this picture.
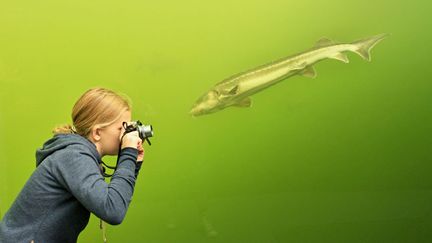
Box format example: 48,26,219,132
329,52,349,63
315,37,335,47
223,85,239,96
299,66,317,78
233,97,252,108
352,33,389,62
295,62,307,70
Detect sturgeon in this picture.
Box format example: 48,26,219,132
189,34,388,116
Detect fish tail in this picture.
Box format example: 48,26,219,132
351,33,389,62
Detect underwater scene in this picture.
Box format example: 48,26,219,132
1,0,431,242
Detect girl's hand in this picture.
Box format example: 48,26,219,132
136,140,145,162
121,131,140,149
121,131,145,162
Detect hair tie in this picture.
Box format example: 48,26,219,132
70,125,77,134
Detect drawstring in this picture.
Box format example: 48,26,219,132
100,218,108,243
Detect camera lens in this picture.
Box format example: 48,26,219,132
138,124,153,140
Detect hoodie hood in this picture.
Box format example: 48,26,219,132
36,134,101,166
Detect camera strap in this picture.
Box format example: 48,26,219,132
97,131,129,241
100,132,127,178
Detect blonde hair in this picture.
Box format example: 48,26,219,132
53,87,132,138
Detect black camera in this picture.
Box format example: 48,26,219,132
123,120,154,145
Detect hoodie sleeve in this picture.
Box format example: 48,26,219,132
135,161,143,178
52,147,140,225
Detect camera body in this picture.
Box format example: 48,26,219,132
123,120,154,145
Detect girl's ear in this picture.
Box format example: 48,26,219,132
91,125,102,142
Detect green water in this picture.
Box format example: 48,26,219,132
1,0,431,242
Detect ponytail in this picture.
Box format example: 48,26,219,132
52,124,77,135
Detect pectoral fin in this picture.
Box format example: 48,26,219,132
299,66,317,78
222,85,239,96
233,97,252,108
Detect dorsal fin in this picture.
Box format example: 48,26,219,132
315,37,335,47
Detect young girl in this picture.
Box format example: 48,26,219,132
0,87,145,243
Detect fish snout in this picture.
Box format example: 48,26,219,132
189,106,201,116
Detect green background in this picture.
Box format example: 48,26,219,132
1,0,431,242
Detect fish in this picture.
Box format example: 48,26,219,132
189,33,388,116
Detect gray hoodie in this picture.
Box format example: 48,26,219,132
0,134,142,243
